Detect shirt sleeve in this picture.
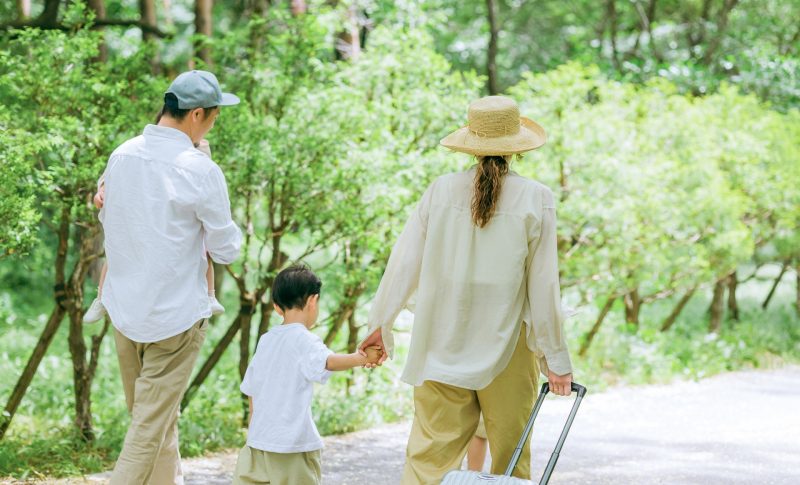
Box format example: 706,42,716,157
526,187,573,377
299,335,334,384
365,181,435,359
196,164,243,265
240,362,256,396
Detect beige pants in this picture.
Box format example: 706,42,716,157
109,319,207,485
401,326,539,485
233,446,322,485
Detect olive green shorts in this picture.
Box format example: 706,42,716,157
233,445,322,485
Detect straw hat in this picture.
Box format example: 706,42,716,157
440,96,546,156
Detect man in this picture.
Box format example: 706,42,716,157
98,70,242,485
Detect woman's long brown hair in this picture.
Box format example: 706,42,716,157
472,155,510,227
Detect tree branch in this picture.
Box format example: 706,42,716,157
0,18,170,38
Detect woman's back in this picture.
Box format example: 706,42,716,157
396,169,556,390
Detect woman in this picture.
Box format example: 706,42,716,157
360,96,574,484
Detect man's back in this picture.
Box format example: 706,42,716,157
100,124,241,342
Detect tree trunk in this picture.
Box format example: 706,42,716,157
727,271,739,321
194,0,213,66
67,308,109,441
0,206,70,440
17,0,31,20
660,286,696,332
86,0,108,62
139,0,160,72
238,294,256,425
323,284,365,347
605,0,621,71
579,296,615,357
345,312,359,395
35,0,61,27
485,0,499,95
0,305,66,439
334,4,361,60
708,278,726,333
762,261,788,310
796,263,800,317
623,288,641,325
181,314,242,411
701,0,740,65
65,224,106,441
256,292,274,339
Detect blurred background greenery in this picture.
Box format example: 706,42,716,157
1,0,798,479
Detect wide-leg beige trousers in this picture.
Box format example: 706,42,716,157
109,319,207,485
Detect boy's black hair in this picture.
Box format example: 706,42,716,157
155,93,217,123
272,264,322,312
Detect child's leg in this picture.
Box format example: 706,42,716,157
207,256,225,315
84,261,108,323
206,256,215,296
98,261,108,296
466,435,488,471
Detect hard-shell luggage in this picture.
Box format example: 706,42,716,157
440,382,587,485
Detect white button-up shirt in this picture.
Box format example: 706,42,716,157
99,125,242,342
368,169,573,390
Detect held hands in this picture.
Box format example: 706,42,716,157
547,370,573,397
359,327,389,369
362,346,384,368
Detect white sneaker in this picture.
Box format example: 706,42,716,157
83,297,107,323
210,295,225,315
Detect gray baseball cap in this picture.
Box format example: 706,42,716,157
165,70,240,109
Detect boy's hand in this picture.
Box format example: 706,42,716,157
93,186,105,209
363,345,383,366
196,139,212,157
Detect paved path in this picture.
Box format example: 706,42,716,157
28,366,800,484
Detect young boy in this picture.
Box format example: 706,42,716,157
233,264,382,485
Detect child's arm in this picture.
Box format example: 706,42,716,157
325,346,382,371
248,396,253,427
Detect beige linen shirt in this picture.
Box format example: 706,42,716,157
367,169,572,390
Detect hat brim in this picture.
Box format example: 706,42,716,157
440,117,546,156
219,92,241,106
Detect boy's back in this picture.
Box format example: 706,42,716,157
242,323,332,453
233,264,382,485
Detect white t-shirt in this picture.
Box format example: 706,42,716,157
241,323,333,453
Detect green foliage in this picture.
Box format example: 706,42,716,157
0,116,45,258
0,1,798,480
573,273,800,389
374,0,799,108
507,63,799,303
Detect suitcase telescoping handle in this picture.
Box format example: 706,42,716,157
504,382,587,484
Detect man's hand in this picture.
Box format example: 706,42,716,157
93,186,105,209
359,327,388,368
547,370,573,396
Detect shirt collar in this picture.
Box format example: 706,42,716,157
143,124,195,149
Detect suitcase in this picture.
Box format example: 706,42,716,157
440,382,587,485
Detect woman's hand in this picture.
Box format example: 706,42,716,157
547,370,573,396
